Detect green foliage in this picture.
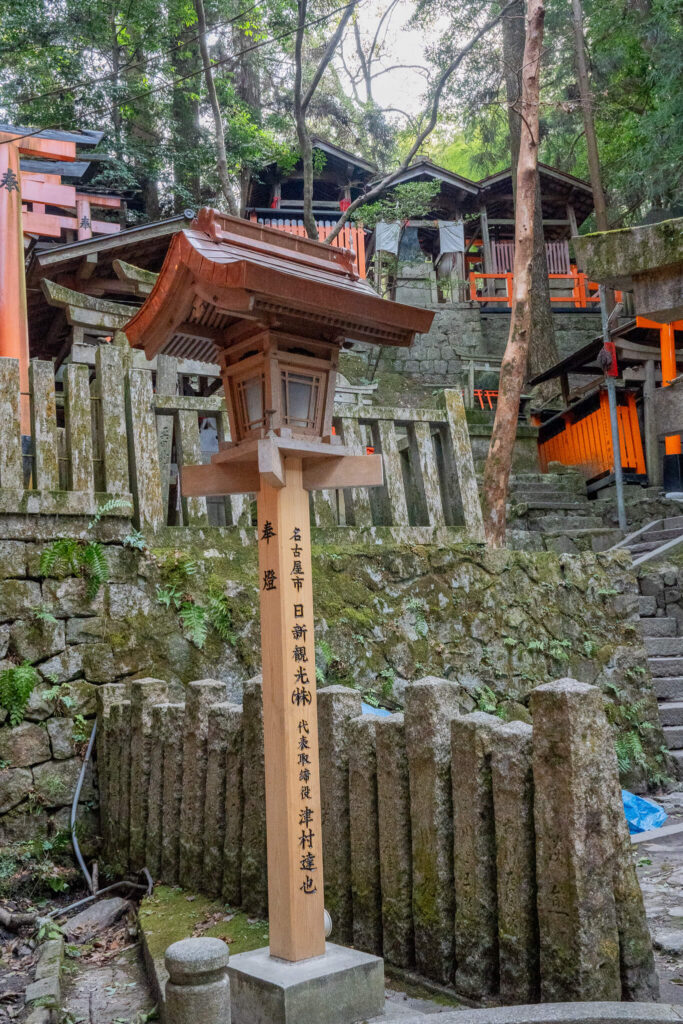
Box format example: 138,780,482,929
88,497,133,528
179,602,208,649
0,662,39,726
474,683,498,714
351,181,442,228
39,538,110,599
123,529,147,551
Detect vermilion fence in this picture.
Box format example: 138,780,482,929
538,389,646,479
250,214,366,279
468,268,620,309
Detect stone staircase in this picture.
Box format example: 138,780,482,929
613,515,683,566
638,596,683,774
507,470,622,552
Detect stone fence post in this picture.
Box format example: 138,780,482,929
165,938,230,1024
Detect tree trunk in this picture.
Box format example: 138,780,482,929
232,19,261,215
502,0,558,381
195,0,238,216
171,17,201,214
294,0,319,240
570,0,609,231
482,0,546,548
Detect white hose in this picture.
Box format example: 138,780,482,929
70,721,97,893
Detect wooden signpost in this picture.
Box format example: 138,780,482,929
127,210,432,1016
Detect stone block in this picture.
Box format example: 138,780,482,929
0,624,8,659
531,679,622,1002
47,717,76,760
203,701,242,897
375,713,413,969
228,943,384,1024
221,705,244,907
179,679,226,888
0,721,50,767
24,975,59,1008
66,616,109,644
241,675,267,918
0,766,33,812
404,677,462,984
96,683,127,856
0,540,26,578
348,715,382,955
106,700,131,870
10,616,65,663
41,577,104,617
0,580,41,622
451,712,500,1000
157,702,186,883
32,756,95,808
38,646,83,684
129,678,168,871
64,679,98,716
64,896,131,942
318,685,363,944
34,937,64,979
108,582,154,618
491,721,539,1005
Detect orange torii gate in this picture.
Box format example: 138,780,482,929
0,127,120,431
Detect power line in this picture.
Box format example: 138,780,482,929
0,0,363,147
16,2,261,105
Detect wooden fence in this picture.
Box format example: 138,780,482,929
0,354,484,540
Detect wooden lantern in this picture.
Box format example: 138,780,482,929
126,209,433,964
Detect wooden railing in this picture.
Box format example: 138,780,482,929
468,268,619,309
0,355,484,540
250,214,366,278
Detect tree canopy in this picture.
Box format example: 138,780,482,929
0,0,680,226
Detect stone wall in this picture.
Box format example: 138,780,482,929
378,304,603,383
98,675,658,1005
0,518,669,860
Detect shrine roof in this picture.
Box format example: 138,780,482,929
126,209,434,362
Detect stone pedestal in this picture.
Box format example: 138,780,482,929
228,943,384,1024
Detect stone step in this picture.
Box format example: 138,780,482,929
653,677,683,700
530,514,603,532
629,540,667,555
645,636,683,656
650,657,683,677
524,499,593,512
669,749,683,775
640,617,677,637
639,595,657,616
663,725,683,749
642,527,683,544
659,702,683,727
662,515,683,530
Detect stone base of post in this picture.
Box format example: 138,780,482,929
227,944,384,1024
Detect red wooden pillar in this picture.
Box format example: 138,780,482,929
660,322,681,456
0,136,30,433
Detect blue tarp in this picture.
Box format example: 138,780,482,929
622,789,668,834
361,702,392,717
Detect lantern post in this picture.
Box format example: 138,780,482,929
126,209,433,1023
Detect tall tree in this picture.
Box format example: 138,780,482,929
569,0,609,231
482,0,546,547
194,0,238,215
501,0,558,380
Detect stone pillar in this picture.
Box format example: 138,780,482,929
348,715,382,955
179,680,226,889
241,676,267,918
159,703,186,884
95,683,126,858
129,678,168,871
204,703,242,897
531,678,621,1002
146,703,167,880
451,712,499,1000
404,678,462,984
165,937,230,1024
318,685,362,944
108,700,131,873
222,706,244,908
375,713,413,968
491,720,539,1005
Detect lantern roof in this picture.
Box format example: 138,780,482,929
125,208,434,363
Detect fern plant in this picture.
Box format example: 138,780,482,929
0,663,40,726
180,603,208,648
39,539,110,599
87,496,133,529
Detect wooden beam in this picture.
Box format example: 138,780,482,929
77,253,98,280
259,440,285,488
302,453,383,491
180,462,260,496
